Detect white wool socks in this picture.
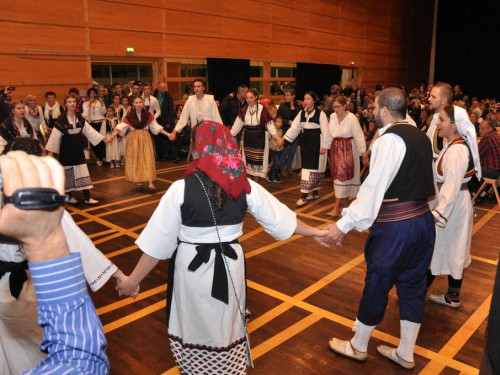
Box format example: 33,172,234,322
396,320,421,362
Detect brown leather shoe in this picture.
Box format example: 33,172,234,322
287,168,294,176
280,170,288,178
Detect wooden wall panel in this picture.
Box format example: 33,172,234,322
0,0,84,27
0,21,86,53
226,19,271,43
0,0,434,99
89,29,163,54
88,1,162,30
224,0,272,23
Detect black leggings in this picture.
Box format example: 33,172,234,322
426,270,463,289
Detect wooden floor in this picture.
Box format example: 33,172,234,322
70,159,498,375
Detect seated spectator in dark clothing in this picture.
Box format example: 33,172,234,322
408,99,422,128
469,120,500,199
420,105,432,132
481,102,491,120
470,112,480,136
365,120,376,147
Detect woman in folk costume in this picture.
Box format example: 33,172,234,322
0,101,38,154
111,96,172,192
323,95,366,217
426,105,481,308
230,89,283,183
284,91,329,206
0,138,126,375
116,121,328,375
46,96,109,205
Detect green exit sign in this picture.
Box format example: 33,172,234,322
126,47,134,53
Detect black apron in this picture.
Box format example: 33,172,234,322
243,126,265,166
301,128,321,170
59,132,86,166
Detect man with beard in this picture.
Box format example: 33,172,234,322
324,88,435,370
426,82,453,160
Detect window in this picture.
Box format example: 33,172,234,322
91,63,154,87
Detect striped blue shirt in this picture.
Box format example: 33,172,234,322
23,253,110,375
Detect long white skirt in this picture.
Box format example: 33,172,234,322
430,190,473,279
168,226,247,375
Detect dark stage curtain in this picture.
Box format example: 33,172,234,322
295,63,341,101
435,0,500,99
207,58,250,102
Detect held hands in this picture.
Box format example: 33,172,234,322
103,136,112,144
362,151,370,166
323,223,347,246
168,132,176,141
320,147,326,155
276,138,284,148
313,229,330,248
115,275,140,299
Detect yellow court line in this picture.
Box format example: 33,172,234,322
247,280,479,374
106,245,138,259
247,253,365,332
251,313,323,360
66,205,140,241
419,293,492,374
295,191,336,214
88,229,117,239
93,232,125,246
76,190,168,214
296,212,334,223
93,198,162,218
96,284,167,316
102,300,165,334
91,165,186,186
308,202,335,216
471,255,498,266
129,223,147,232
472,206,500,236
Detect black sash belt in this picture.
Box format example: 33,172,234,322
0,260,28,299
166,239,239,327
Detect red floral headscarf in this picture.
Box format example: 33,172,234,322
184,121,251,200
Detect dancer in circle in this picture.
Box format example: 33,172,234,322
117,121,328,375
323,96,366,217
231,89,282,183
45,96,109,204
284,91,329,206
110,96,172,192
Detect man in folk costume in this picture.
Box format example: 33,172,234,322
426,82,453,160
170,79,222,141
324,88,436,370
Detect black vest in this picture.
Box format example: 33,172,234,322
383,123,435,202
300,108,321,125
181,172,248,227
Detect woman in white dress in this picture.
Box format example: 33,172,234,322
46,96,110,205
0,137,126,375
284,91,329,206
231,89,283,183
323,96,366,217
426,105,480,308
117,121,328,375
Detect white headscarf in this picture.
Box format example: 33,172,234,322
453,106,481,180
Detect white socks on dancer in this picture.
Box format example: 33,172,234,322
396,320,421,362
349,318,376,353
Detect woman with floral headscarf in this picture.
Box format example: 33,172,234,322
426,105,480,308
116,121,328,374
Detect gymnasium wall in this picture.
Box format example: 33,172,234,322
0,0,434,100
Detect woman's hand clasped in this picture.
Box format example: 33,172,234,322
115,275,140,300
